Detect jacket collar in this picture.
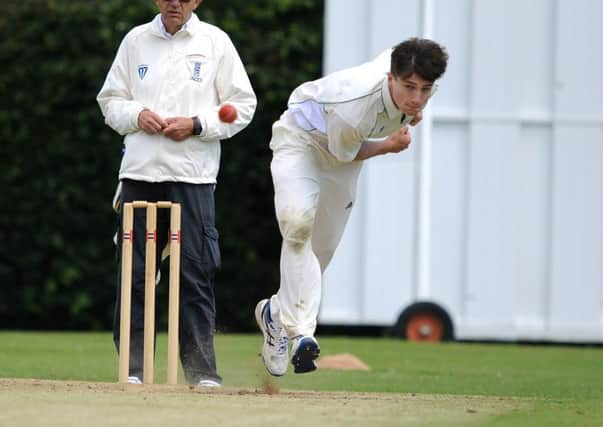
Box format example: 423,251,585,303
151,13,200,39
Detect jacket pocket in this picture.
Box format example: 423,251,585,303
201,225,221,273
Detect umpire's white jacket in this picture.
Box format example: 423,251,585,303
97,14,257,184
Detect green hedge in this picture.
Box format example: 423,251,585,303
0,0,323,330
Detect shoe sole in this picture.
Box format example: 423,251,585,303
198,380,221,388
255,299,286,377
292,338,320,374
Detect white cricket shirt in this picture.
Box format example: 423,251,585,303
285,48,414,163
97,14,257,184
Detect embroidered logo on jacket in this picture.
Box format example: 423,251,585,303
137,64,149,80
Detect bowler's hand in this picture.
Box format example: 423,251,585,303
409,111,423,126
386,127,412,153
163,117,194,142
138,109,167,134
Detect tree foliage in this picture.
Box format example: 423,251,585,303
0,0,323,330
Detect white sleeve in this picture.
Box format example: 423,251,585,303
198,33,257,141
326,110,365,162
96,36,145,136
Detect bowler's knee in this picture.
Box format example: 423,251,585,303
279,207,315,251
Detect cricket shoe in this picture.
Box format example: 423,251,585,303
291,335,320,374
127,376,142,384
197,379,221,388
255,299,289,376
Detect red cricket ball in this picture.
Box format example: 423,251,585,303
218,104,237,123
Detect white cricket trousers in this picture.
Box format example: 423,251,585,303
268,113,363,338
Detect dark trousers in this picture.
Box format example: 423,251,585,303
113,179,222,384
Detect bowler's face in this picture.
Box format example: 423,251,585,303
155,0,201,34
388,73,435,116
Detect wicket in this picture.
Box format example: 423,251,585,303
118,201,182,385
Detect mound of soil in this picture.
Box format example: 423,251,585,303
317,353,370,371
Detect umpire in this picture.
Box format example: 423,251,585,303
97,0,256,386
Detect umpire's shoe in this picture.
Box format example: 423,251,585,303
255,299,289,376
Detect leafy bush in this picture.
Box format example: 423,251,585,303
0,0,323,330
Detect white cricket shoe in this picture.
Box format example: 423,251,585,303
197,379,221,388
290,335,320,374
255,299,289,376
127,376,142,384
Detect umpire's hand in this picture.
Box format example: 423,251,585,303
138,109,167,134
163,117,195,142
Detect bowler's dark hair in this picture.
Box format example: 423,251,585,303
391,38,448,82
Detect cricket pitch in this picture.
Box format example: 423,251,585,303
0,378,525,427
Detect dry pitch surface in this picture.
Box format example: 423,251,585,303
0,378,525,427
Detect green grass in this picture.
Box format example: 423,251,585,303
1,332,602,426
